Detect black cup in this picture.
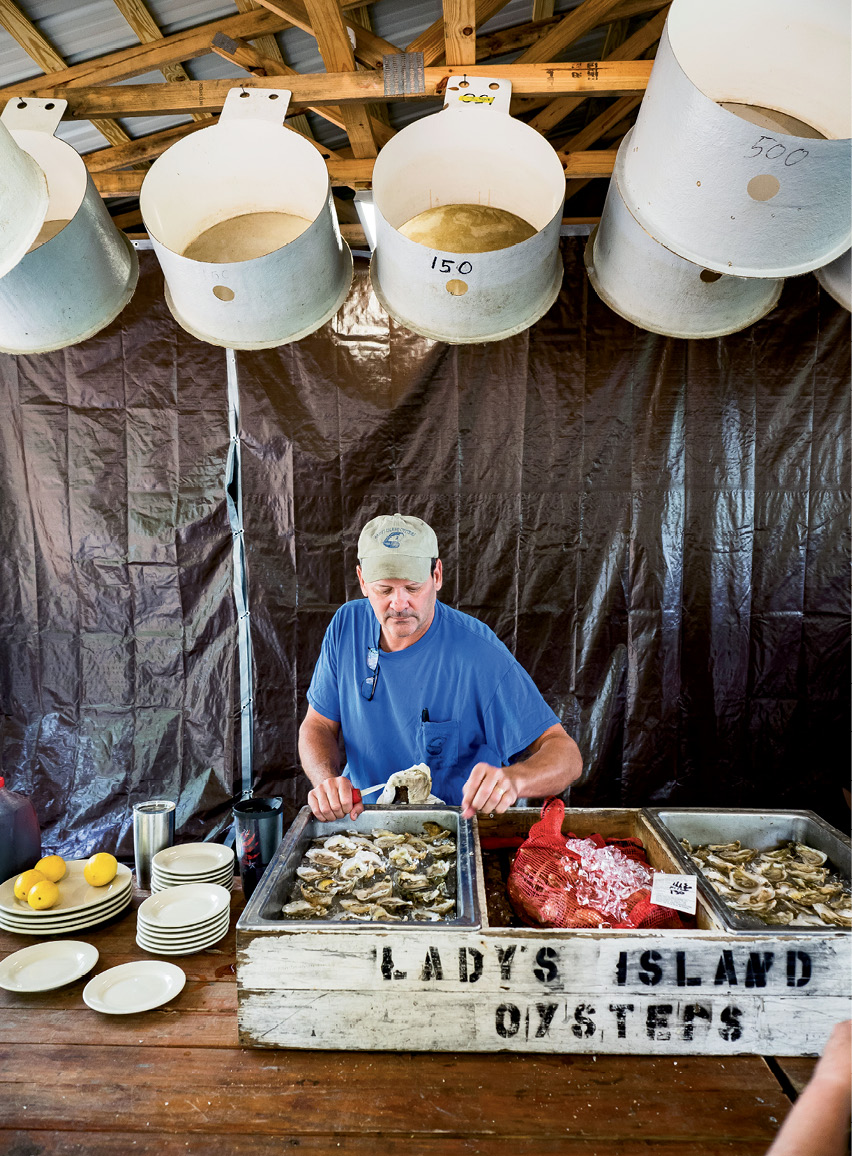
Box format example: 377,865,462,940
232,796,283,899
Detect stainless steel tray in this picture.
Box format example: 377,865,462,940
238,805,481,931
645,807,851,935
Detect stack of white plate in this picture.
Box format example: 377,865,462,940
136,883,231,956
150,843,234,893
0,861,133,937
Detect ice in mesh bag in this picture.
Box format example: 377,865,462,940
506,797,684,929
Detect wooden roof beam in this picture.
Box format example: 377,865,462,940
19,63,652,116
556,93,641,160
91,149,616,197
253,0,402,70
515,0,630,65
443,0,477,66
407,0,510,66
527,5,668,135
111,0,212,126
0,3,374,97
299,0,377,157
0,0,132,147
0,8,289,95
210,32,394,146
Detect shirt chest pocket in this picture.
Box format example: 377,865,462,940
418,720,459,776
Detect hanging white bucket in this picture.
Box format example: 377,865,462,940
140,88,352,350
814,248,851,312
621,0,851,278
370,77,565,344
585,131,783,339
0,98,138,354
0,112,49,279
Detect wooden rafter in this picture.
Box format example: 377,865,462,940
0,0,131,147
555,94,642,159
111,0,211,124
0,9,289,95
210,33,394,145
407,0,510,66
253,0,401,70
515,0,629,65
19,62,653,117
90,148,616,198
443,0,477,66
475,15,561,60
527,5,668,136
300,0,377,157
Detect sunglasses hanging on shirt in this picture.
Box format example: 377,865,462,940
360,646,380,701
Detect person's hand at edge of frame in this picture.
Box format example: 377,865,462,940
460,763,518,820
308,776,364,823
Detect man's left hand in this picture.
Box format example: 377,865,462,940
460,763,518,819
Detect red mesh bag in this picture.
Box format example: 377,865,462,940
506,797,684,929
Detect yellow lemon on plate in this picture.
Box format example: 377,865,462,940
35,854,67,883
84,852,118,888
27,878,60,910
14,869,46,901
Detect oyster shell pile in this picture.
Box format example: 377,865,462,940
281,821,458,922
681,838,852,928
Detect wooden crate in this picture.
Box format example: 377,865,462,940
236,808,851,1055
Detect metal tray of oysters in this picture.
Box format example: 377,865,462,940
238,806,481,931
646,808,851,934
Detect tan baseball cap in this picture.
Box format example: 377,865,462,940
358,513,439,583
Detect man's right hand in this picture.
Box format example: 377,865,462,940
308,776,364,822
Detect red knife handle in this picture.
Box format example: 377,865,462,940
351,788,362,806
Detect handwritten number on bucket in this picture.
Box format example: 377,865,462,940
745,135,809,166
431,257,474,275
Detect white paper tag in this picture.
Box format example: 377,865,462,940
651,873,698,914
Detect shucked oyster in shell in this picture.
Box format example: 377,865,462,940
681,837,851,930
282,819,458,922
377,763,435,805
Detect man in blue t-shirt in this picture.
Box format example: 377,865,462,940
299,513,582,821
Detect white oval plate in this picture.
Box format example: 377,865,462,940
135,928,228,956
152,843,234,876
151,879,232,895
136,908,229,939
0,940,99,992
135,910,230,942
152,863,233,879
82,960,186,1014
0,893,133,937
138,883,230,930
0,887,131,927
151,866,233,886
0,861,132,917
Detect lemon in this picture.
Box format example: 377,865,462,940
27,878,60,910
84,852,118,888
14,869,46,901
35,854,67,883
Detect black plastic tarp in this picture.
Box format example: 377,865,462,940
0,243,849,853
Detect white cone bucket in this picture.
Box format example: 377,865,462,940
370,77,565,344
585,131,783,339
0,112,48,279
140,88,352,349
621,0,851,278
0,98,138,354
814,249,851,312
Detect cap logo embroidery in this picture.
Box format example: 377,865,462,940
381,528,415,548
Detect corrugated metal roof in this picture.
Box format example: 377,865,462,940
1,0,610,156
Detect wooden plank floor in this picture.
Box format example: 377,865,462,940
0,884,806,1155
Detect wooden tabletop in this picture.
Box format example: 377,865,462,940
0,883,815,1155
